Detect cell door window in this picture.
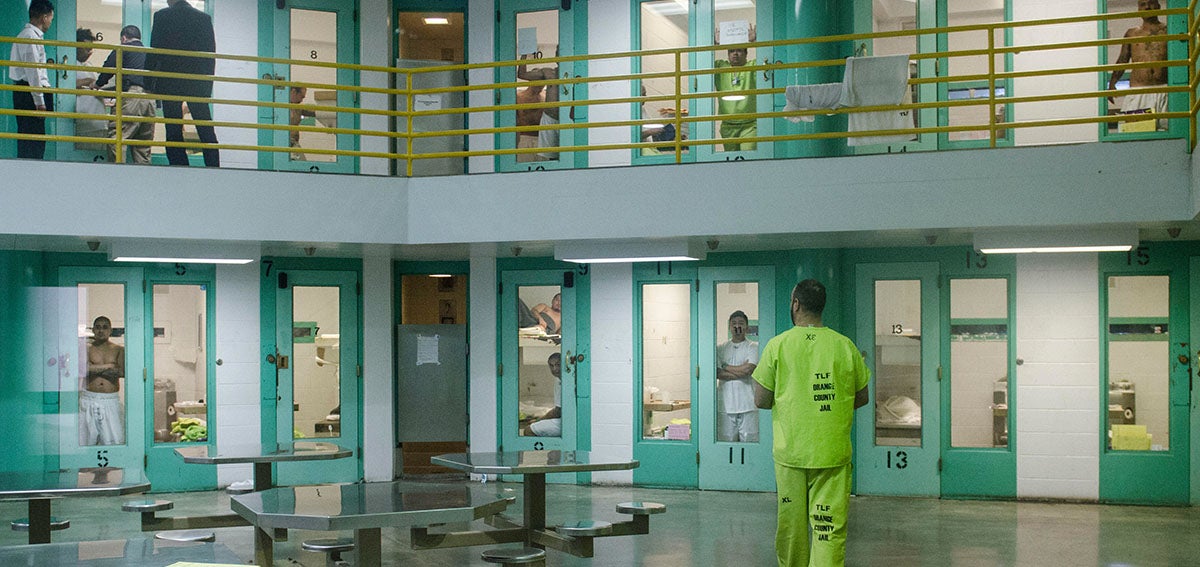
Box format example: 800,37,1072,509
287,9,338,163
513,10,561,164
943,2,1010,143
293,286,342,439
69,0,124,159
712,282,760,444
1103,0,1171,136
636,1,690,158
77,283,128,447
874,280,923,447
641,283,692,440
949,278,1009,448
152,284,208,444
711,0,758,154
518,285,563,437
1106,275,1170,451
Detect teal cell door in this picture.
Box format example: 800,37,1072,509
143,267,217,492
495,0,587,172
1098,247,1190,504
271,269,361,484
693,0,775,162
55,267,146,472
54,0,144,163
697,266,775,491
499,270,579,481
269,0,357,173
855,0,935,154
854,262,941,496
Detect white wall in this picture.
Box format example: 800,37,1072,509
362,249,394,480
1015,253,1099,500
467,246,498,468
467,0,496,174
589,263,634,483
214,262,261,486
212,0,259,169
587,0,633,169
1011,0,1100,145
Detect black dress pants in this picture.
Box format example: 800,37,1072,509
161,98,219,167
12,81,53,159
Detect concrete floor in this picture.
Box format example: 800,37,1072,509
2,481,1199,566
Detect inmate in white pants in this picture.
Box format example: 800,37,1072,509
80,390,124,445
719,410,759,442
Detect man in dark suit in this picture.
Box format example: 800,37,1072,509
146,0,218,166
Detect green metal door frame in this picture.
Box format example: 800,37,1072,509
1190,254,1200,506
1098,243,1190,504
697,265,775,491
494,0,588,173
691,0,775,163
935,0,1014,150
938,270,1017,499
497,264,589,484
142,263,217,492
57,266,146,472
259,258,363,485
1097,0,1189,142
853,261,941,497
631,262,699,488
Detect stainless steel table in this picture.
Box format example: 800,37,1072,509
426,451,644,558
0,537,243,566
0,467,150,544
143,441,354,534
175,441,353,491
231,481,513,566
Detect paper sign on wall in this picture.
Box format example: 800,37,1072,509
414,94,442,111
719,20,750,45
417,334,440,365
517,27,539,56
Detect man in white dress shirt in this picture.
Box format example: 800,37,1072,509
717,310,759,442
9,0,55,159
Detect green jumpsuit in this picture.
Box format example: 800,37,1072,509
753,325,870,567
714,60,757,151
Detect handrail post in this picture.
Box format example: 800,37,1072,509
405,72,414,178
114,47,125,164
988,24,997,149
1191,3,1197,150
674,51,683,163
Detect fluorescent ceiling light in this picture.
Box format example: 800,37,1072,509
555,239,705,264
112,256,253,264
974,228,1137,254
423,17,450,25
109,240,258,265
428,274,454,278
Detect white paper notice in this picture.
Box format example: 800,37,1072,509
719,20,750,45
417,335,440,365
414,94,442,111
517,27,539,56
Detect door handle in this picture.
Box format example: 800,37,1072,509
61,55,68,80
277,355,289,369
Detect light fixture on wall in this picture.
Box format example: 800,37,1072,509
974,227,1137,254
423,16,450,25
555,239,705,264
109,240,258,265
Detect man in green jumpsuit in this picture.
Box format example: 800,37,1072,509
753,279,870,566
714,23,757,151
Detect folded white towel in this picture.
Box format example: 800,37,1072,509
783,83,845,123
843,54,914,146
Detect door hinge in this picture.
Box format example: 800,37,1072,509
696,452,700,464
694,279,699,292
353,10,358,23
143,368,147,382
142,280,147,293
356,364,362,377
498,363,503,377
144,455,148,469
937,366,942,381
937,458,943,472
496,10,501,23
498,281,503,295
695,365,700,380
356,282,362,296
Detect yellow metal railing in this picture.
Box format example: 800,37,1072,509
0,6,1196,173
